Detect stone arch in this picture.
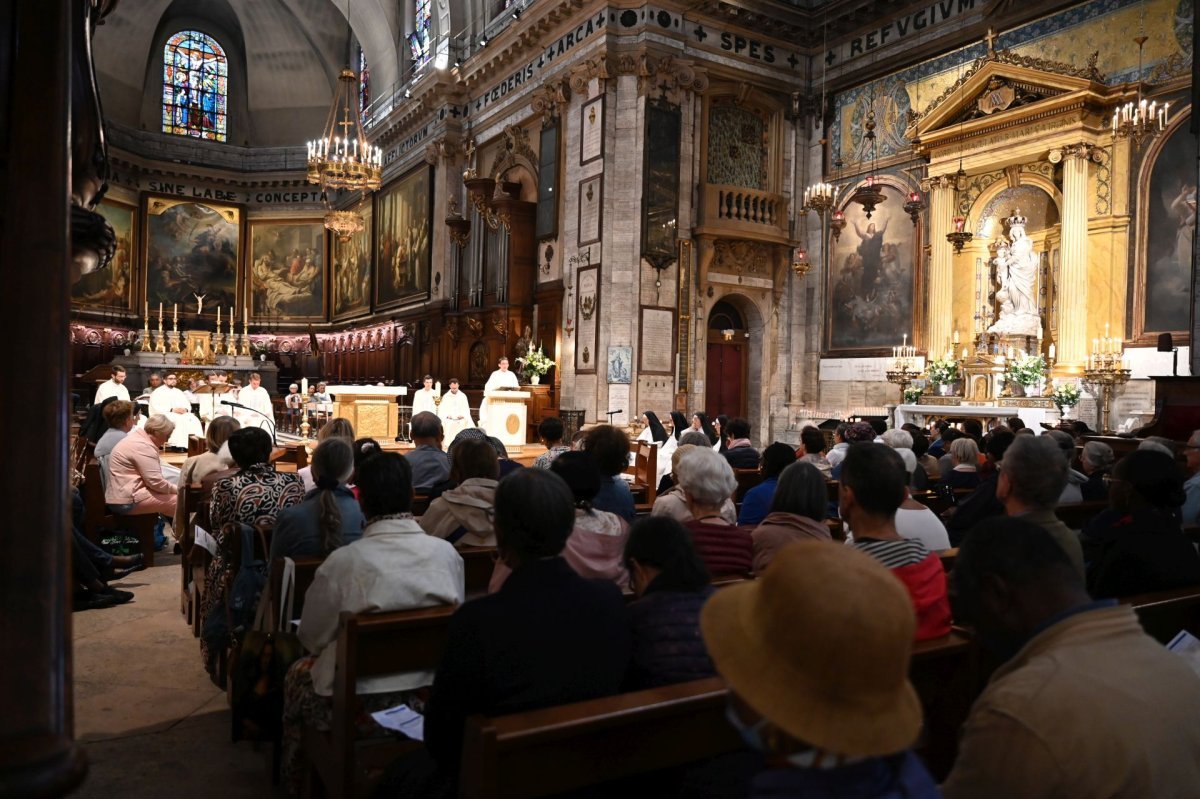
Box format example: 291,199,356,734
701,290,769,446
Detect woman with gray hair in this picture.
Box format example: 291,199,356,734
651,445,738,524
1080,440,1115,502
751,461,832,573
938,437,980,491
676,447,752,575
880,428,929,491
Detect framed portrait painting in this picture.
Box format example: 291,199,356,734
824,182,920,355
332,201,372,320
246,219,326,322
374,165,433,310
73,197,136,311
143,196,241,317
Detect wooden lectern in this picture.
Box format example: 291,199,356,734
482,389,531,450
324,385,407,440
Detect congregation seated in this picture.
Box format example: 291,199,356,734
880,427,927,492
676,447,753,576
946,429,1014,544
270,437,365,563
721,417,760,470
1181,429,1200,526
895,484,950,553
995,435,1085,578
635,410,676,488
1079,449,1200,599
841,444,951,641
201,427,304,678
531,415,571,469
417,469,632,790
404,411,450,491
105,413,178,529
794,425,831,480
71,487,142,611
487,435,525,479
678,430,714,448
82,395,119,444
281,451,465,794
701,540,941,798
624,516,716,689
738,442,798,526
94,399,135,491
582,424,636,522
689,411,719,447
425,428,487,500
751,461,832,573
1045,429,1087,503
942,517,1200,798
297,418,354,493
910,427,940,484
652,444,737,524
419,437,499,547
174,416,240,545
938,437,981,491
1079,440,1114,502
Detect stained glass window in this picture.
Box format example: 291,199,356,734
162,31,228,142
359,49,370,120
408,0,432,66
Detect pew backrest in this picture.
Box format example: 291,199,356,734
624,441,658,511
1124,585,1200,644
461,546,497,598
266,555,325,632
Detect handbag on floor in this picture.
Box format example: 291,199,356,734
230,556,304,743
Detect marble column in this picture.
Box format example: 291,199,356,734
1059,145,1092,368
925,176,956,358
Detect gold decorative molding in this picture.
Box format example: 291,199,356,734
921,175,957,192
1062,142,1103,162
466,315,483,338
531,79,571,126
712,239,770,282
492,312,507,337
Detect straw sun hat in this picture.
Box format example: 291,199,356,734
700,540,922,758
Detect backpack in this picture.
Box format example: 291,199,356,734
202,523,269,681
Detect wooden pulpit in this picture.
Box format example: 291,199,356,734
483,389,531,450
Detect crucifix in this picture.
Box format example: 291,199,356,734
192,292,207,316
984,27,997,56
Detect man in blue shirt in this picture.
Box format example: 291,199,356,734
738,443,797,526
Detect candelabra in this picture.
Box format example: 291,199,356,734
1081,328,1130,434
155,318,166,353
1111,35,1169,147
140,316,152,352
886,340,922,399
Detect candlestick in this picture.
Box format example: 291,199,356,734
144,300,149,319
217,306,221,326
435,381,441,394
952,329,959,345
1048,343,1056,361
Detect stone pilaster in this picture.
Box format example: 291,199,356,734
1059,144,1093,369
925,175,956,357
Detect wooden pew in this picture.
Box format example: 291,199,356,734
179,483,203,621
937,548,959,573
461,546,497,598
458,631,981,798
624,441,658,513
302,605,458,798
458,677,740,799
732,469,763,503
1124,585,1200,644
1053,500,1107,530
265,555,325,632
81,458,158,566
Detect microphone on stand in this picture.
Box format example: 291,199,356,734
606,409,623,424
221,399,277,445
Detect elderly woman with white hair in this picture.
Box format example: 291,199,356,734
652,444,738,524
880,428,930,491
676,447,752,575
1080,440,1115,502
106,413,178,519
938,437,981,491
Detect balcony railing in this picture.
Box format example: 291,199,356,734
698,184,790,242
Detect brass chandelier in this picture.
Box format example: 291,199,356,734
306,67,382,193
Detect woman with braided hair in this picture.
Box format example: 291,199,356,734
270,437,365,562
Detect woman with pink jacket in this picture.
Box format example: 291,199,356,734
105,413,178,517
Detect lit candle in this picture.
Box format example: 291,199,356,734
173,303,178,325
1048,343,1056,361
301,377,308,395
435,381,441,394
144,300,149,318
217,306,221,326
962,347,969,360
952,329,960,345
158,302,163,322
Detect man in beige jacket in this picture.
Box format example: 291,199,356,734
943,516,1200,799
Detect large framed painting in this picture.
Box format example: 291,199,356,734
374,165,432,310
143,196,241,317
1135,113,1196,343
332,201,373,320
73,197,136,311
824,182,920,355
246,219,326,322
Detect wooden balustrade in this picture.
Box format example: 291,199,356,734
698,184,790,242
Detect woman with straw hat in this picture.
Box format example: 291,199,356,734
700,540,939,797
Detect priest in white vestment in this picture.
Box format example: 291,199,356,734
94,366,130,405
149,372,204,449
479,357,520,433
411,375,440,416
236,372,275,433
438,378,474,441
197,373,233,423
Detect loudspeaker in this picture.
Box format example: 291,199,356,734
1158,333,1175,353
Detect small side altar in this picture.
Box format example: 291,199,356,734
325,385,407,440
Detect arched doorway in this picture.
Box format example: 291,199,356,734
706,300,748,420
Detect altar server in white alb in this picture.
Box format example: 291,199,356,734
94,365,130,405
479,356,520,433
149,372,204,449
438,377,474,441
411,375,441,416
236,372,275,432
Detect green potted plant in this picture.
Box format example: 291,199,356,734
515,346,556,385
903,386,923,405
925,358,960,396
1050,382,1081,420
1004,354,1046,397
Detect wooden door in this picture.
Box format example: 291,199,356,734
706,341,745,418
